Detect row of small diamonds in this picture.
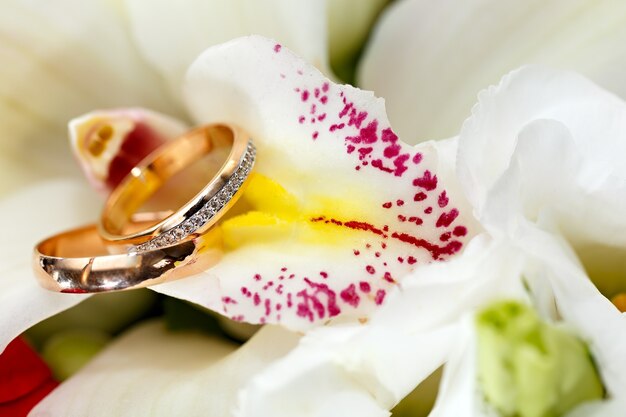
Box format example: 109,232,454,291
133,142,256,252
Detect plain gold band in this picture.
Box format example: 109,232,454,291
99,124,255,251
33,215,221,293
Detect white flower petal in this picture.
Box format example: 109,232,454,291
0,180,99,352
31,321,300,417
428,317,487,417
0,0,180,195
145,36,478,329
359,0,626,143
125,0,329,97
235,235,527,416
459,66,626,247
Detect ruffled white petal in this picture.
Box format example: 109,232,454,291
142,36,477,329
359,0,626,143
125,0,329,97
31,321,300,417
458,66,626,234
0,180,100,352
0,0,180,195
428,317,486,417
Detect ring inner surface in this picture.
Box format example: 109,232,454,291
103,125,234,236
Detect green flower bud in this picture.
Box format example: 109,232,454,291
42,330,110,381
476,301,604,417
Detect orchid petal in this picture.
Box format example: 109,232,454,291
359,0,626,143
235,235,528,416
0,180,99,352
125,0,329,97
428,317,485,417
69,108,188,193
142,36,477,329
0,0,181,196
458,66,626,242
31,321,300,417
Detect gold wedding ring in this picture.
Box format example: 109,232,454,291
100,124,255,251
33,214,221,292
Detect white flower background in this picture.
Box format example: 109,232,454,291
1,0,625,416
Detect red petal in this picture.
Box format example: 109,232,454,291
0,379,57,417
0,338,53,402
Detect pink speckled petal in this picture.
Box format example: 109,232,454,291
0,180,98,353
69,108,188,194
236,235,527,416
148,36,478,330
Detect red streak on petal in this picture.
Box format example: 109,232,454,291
375,289,386,305
359,282,371,293
438,191,449,208
340,284,360,307
383,272,395,283
436,209,459,228
384,143,401,158
310,216,463,259
453,226,468,237
381,128,398,143
413,170,438,191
